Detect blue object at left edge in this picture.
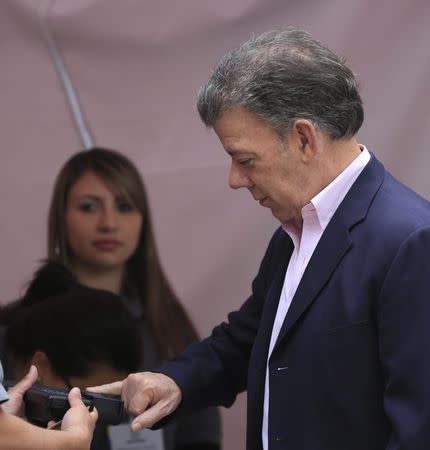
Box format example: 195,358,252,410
0,361,9,404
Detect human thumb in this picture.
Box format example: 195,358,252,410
67,387,83,407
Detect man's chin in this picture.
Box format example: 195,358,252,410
269,207,291,224
258,201,286,223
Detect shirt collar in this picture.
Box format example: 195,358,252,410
283,145,371,241
311,145,370,230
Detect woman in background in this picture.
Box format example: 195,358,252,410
47,147,221,450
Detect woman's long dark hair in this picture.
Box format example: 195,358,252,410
47,147,199,361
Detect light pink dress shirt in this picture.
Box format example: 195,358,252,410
262,146,371,449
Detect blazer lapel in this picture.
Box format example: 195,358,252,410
271,154,385,352
246,235,293,447
252,236,294,373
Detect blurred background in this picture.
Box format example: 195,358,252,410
0,0,429,448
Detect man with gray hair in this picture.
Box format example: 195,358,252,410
91,28,430,449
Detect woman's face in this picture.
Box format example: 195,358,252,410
65,171,143,272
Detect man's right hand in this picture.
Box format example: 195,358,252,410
61,387,98,448
87,372,182,432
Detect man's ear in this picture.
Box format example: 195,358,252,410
291,119,319,162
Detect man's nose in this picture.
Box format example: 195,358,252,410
228,162,252,190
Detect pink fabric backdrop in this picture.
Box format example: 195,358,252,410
1,1,429,448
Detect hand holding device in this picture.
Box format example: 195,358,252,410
4,380,126,426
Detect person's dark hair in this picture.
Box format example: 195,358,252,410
197,27,364,140
47,147,199,361
0,261,141,378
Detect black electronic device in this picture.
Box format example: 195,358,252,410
4,380,126,426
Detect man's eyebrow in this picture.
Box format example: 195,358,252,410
226,148,252,156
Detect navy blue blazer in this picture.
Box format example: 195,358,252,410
159,155,430,450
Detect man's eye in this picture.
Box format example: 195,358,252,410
239,159,253,167
79,203,97,213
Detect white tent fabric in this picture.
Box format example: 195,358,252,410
1,1,429,447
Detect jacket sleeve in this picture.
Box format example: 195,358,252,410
156,227,284,412
378,226,430,450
